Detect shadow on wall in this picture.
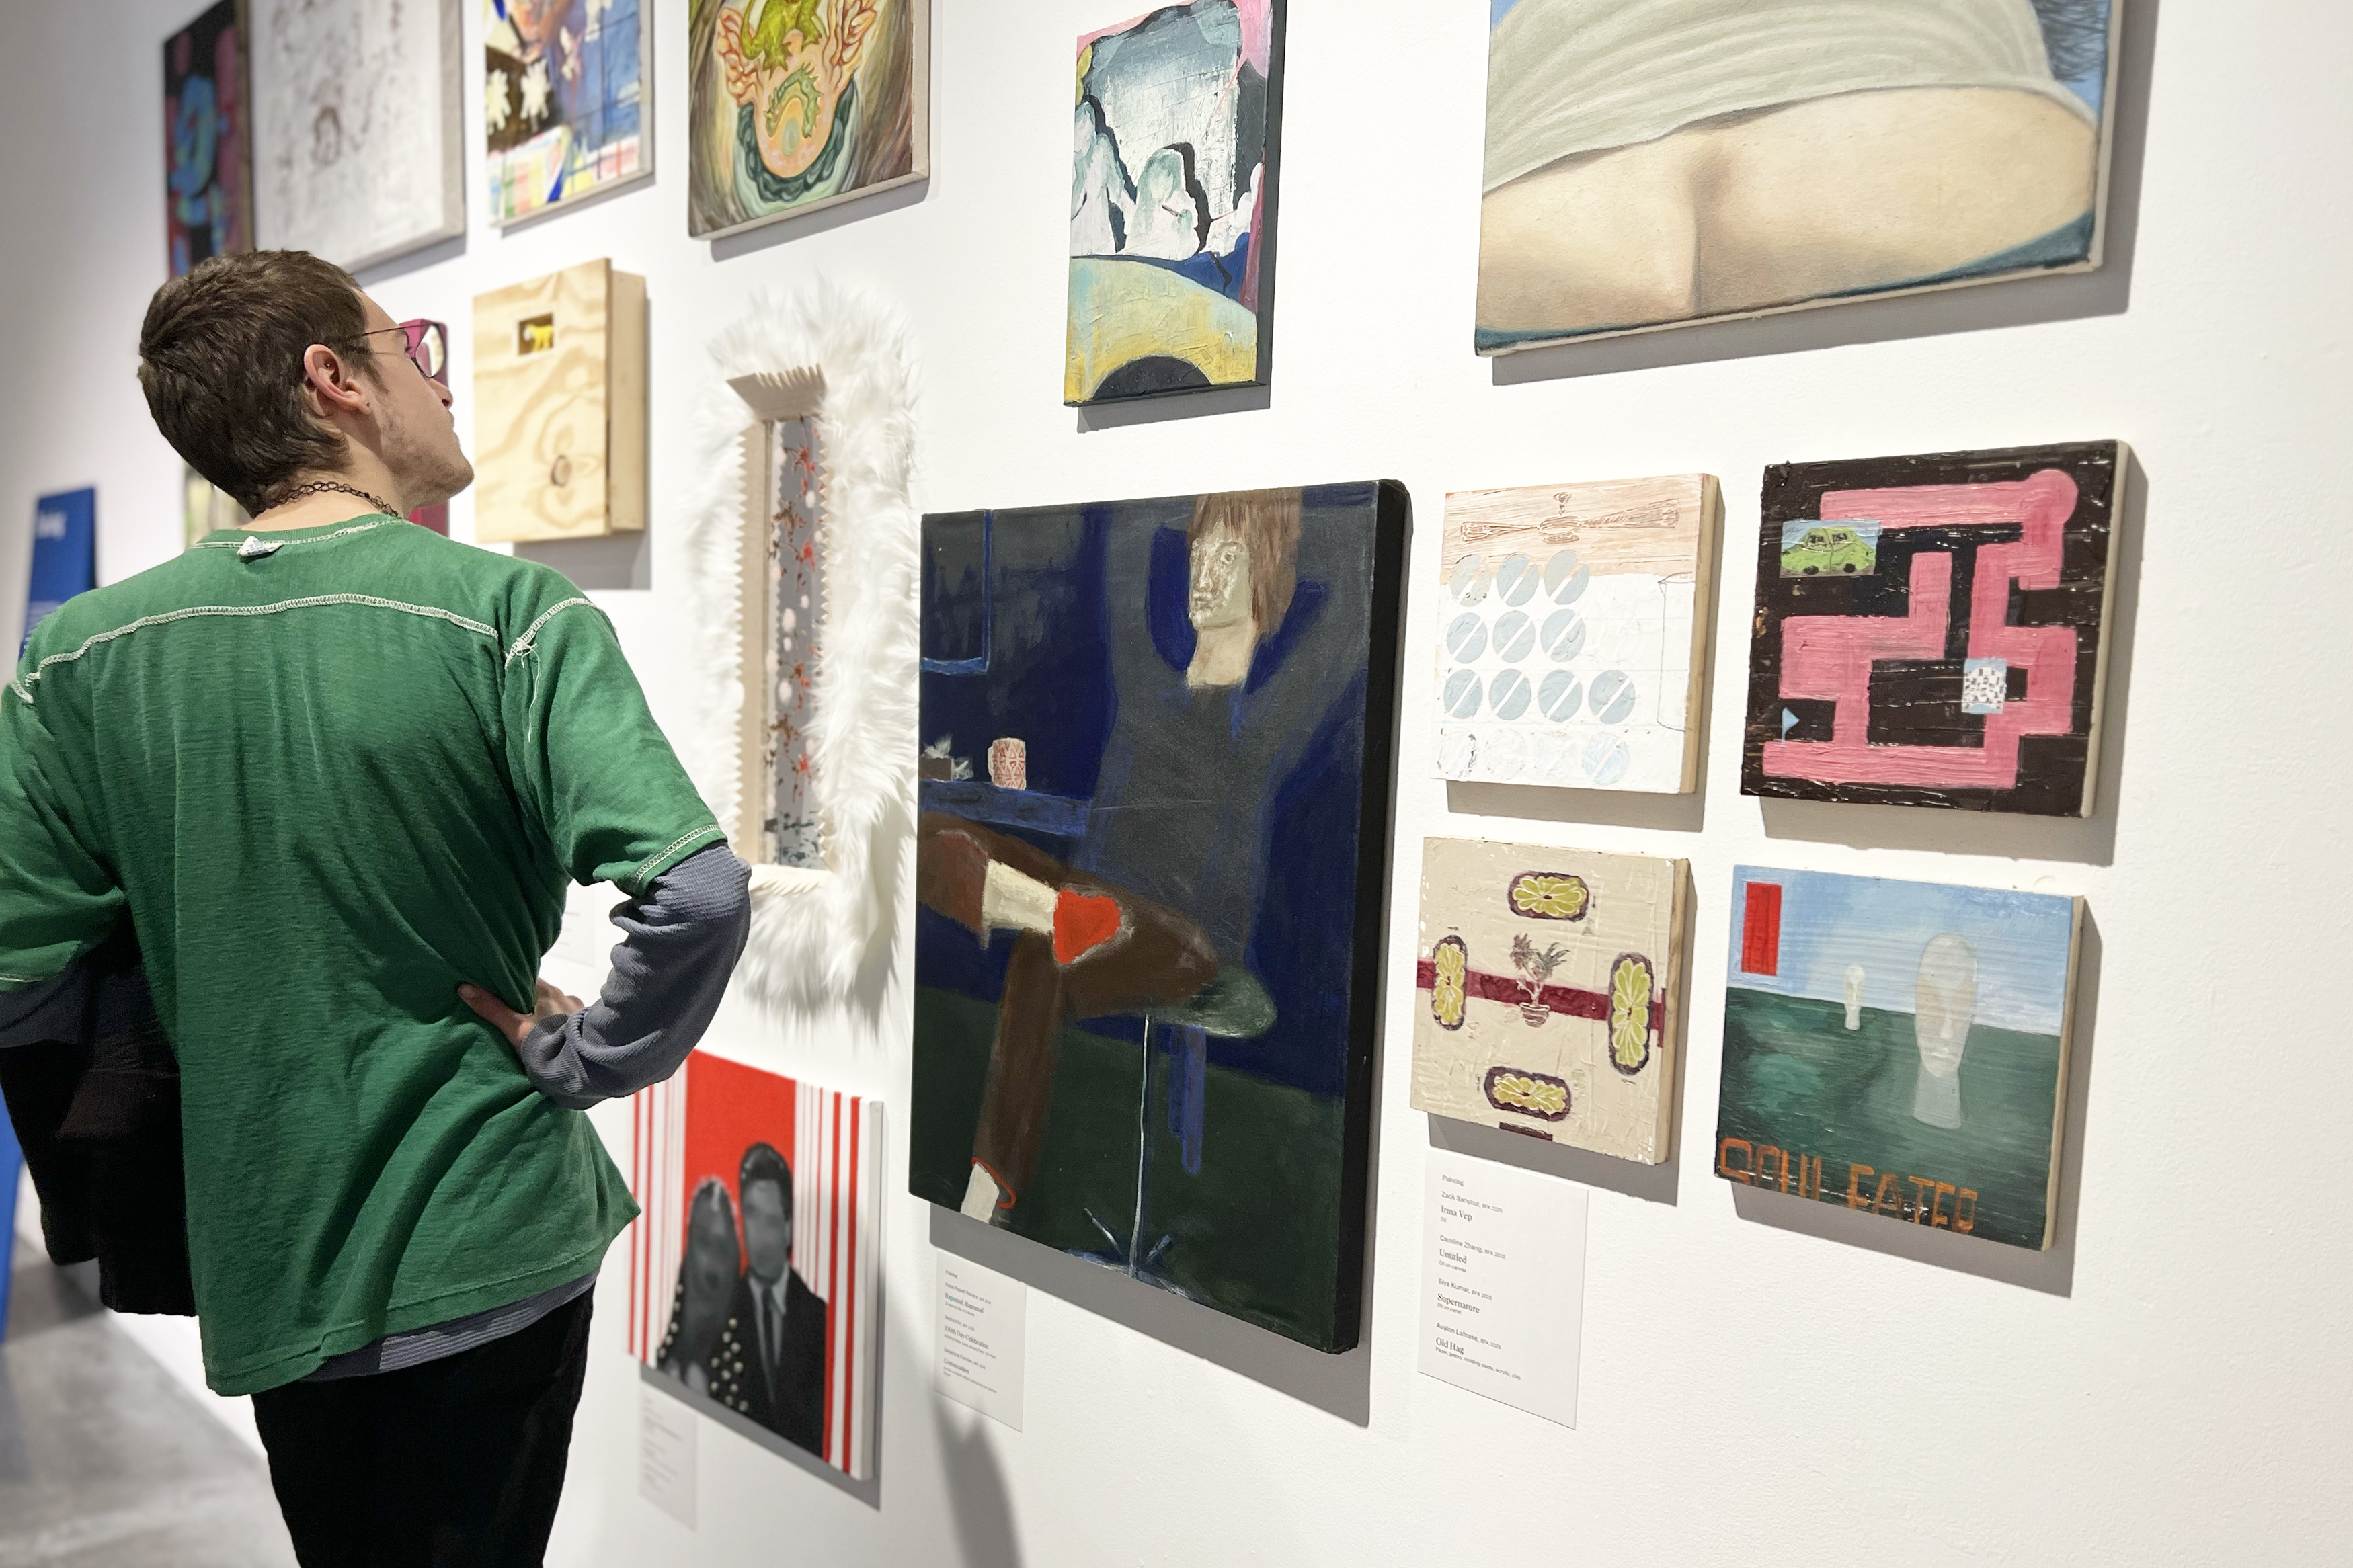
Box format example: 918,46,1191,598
934,1400,1024,1568
1722,907,2106,1298
928,1205,1373,1428
1490,0,2165,386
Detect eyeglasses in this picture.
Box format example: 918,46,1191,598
350,319,450,386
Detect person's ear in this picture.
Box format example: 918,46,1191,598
298,342,373,423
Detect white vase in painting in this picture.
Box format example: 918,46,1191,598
1911,934,1977,1129
1843,964,1865,1030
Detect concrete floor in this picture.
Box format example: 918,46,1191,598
0,1236,296,1567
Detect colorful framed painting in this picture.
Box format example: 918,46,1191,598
249,0,466,271
911,481,1407,1352
1476,0,2126,353
1437,474,1719,792
627,1053,883,1478
1066,0,1286,405
165,0,254,278
685,0,931,240
1716,866,2083,1250
485,0,652,224
1742,440,2126,817
1411,838,1686,1163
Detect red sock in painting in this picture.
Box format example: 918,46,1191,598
1052,890,1121,965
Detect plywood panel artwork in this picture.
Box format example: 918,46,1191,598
1066,0,1285,405
1742,440,2124,816
627,1053,881,1478
1476,0,2124,353
1716,866,2083,1250
485,0,652,224
472,260,647,544
1437,474,1718,792
911,482,1406,1352
686,0,930,239
249,0,464,271
1411,837,1685,1163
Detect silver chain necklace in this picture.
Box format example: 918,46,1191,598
264,479,403,521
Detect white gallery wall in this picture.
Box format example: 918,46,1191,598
1,1,2349,1563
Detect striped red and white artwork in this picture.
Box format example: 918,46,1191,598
627,1052,882,1479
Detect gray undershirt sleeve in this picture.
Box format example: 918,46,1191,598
513,843,754,1110
0,964,89,1048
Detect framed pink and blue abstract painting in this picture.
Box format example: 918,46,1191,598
165,1,253,278
1066,1,1286,405
1741,440,2126,816
1476,0,2125,352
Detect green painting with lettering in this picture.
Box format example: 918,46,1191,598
1716,866,2083,1251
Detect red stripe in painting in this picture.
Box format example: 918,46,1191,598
844,1098,861,1475
1742,882,1784,976
827,1093,843,1469
1415,960,1668,1034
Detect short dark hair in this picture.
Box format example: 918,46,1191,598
739,1143,793,1212
136,249,382,516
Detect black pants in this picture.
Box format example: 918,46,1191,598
251,1292,594,1568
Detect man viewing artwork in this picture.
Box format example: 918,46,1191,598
0,249,750,1563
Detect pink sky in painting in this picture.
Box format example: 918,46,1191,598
1078,0,1273,75
1761,469,2082,790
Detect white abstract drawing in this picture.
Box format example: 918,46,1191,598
1435,475,1718,794
250,0,464,272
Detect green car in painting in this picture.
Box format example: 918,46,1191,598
1780,525,1876,577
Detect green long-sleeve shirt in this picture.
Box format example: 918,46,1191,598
0,515,724,1394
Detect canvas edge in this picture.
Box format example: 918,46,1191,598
909,0,932,179
691,167,929,243
1677,475,1724,794
1322,476,1412,1354
1249,0,1288,393
2084,0,2128,272
851,1098,886,1479
1475,255,2100,360
1650,856,1690,1166
2072,439,2131,818
2039,897,2088,1251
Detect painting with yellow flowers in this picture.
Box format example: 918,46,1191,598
1412,837,1686,1163
686,0,930,239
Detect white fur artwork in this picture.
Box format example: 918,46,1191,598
670,282,921,1016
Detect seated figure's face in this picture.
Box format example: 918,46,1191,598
1189,528,1252,632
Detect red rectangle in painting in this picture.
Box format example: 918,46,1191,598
1741,882,1784,975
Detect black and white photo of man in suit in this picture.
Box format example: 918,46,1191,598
710,1142,827,1452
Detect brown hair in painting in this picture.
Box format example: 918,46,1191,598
1189,487,1302,636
